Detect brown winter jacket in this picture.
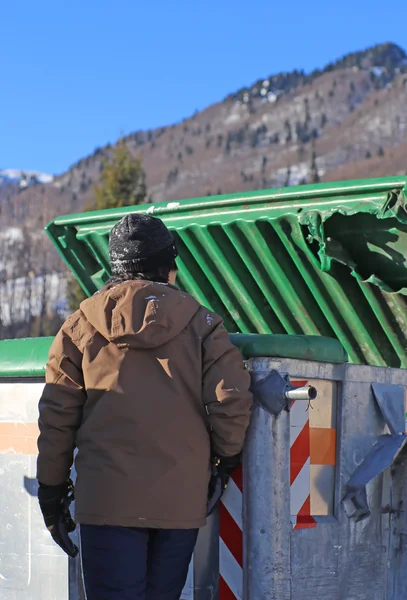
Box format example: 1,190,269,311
36,280,253,529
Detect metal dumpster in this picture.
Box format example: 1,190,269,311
46,175,407,368
3,333,407,599
0,333,345,599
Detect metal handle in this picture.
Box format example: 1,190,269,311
285,385,317,402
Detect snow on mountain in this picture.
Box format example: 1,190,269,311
0,169,54,188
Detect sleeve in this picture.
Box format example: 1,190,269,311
202,315,253,457
36,320,87,486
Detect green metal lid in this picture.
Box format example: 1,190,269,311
46,176,407,368
0,334,347,378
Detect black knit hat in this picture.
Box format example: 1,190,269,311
108,213,178,275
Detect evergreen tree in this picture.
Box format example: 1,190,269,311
67,142,148,311
93,142,147,210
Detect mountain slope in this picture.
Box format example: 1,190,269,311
2,42,407,229
0,169,53,211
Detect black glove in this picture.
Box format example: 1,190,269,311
207,453,241,516
38,478,79,558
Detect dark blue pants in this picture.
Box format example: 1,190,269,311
80,525,199,600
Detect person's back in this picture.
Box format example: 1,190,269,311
36,213,253,600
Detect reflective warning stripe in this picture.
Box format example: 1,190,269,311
220,465,243,599
289,380,316,529
221,478,243,531
219,537,243,600
219,378,318,598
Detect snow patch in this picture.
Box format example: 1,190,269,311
371,66,384,77
275,163,310,186
0,273,68,326
0,169,53,186
0,227,24,243
225,112,242,125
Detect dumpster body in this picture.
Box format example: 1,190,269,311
2,335,407,599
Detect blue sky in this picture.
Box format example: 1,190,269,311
1,0,406,175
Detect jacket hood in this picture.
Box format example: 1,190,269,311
80,280,201,349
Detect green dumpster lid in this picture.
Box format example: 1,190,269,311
0,334,347,378
46,176,407,368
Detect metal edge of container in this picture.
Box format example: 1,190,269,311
0,335,347,378
48,176,407,226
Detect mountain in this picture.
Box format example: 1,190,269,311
0,169,53,186
0,169,53,206
2,41,407,229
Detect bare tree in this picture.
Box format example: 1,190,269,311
309,139,320,184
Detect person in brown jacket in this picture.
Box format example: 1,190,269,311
36,213,253,600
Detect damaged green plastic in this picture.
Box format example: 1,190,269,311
46,176,407,368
